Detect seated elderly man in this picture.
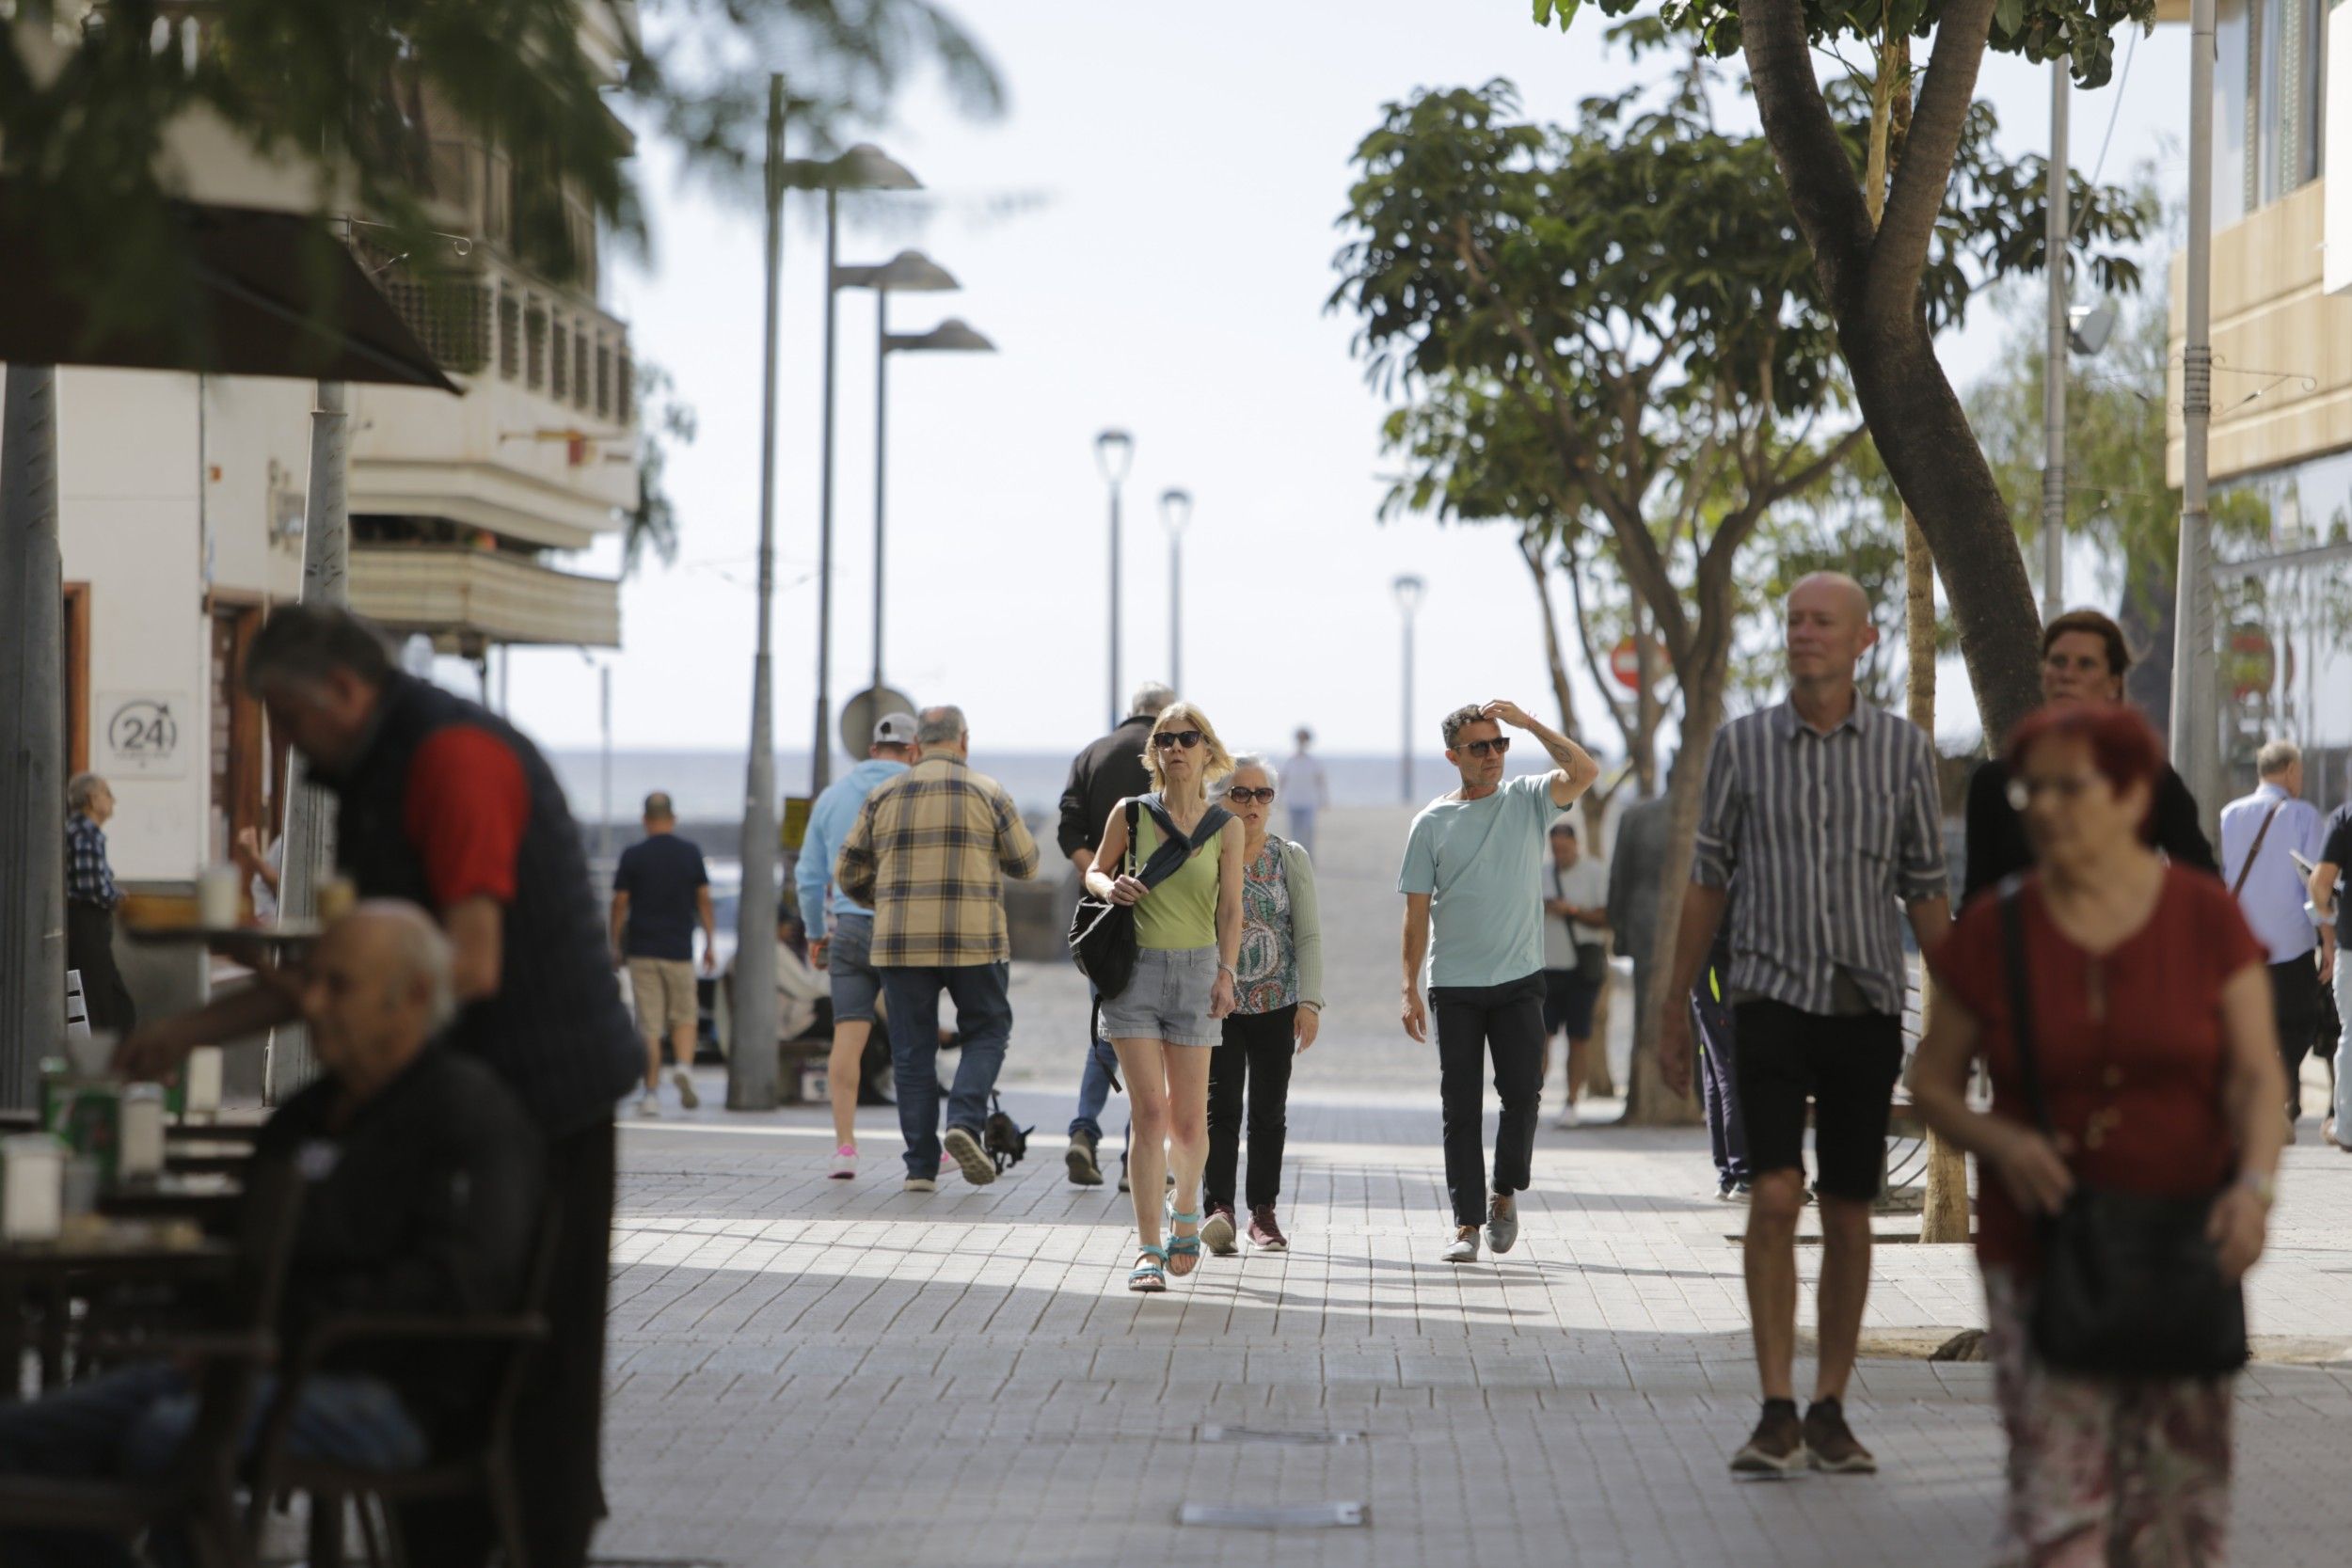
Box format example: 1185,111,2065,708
0,902,545,1568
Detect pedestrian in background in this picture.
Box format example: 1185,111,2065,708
2306,795,2352,1148
1540,819,1610,1128
2219,739,2328,1141
1606,770,1674,1056
1200,753,1323,1256
1056,681,1173,1188
837,705,1040,1191
1398,700,1599,1265
1284,726,1331,860
796,711,915,1180
1087,702,1244,1291
1692,916,1749,1200
64,772,135,1035
1914,703,2283,1563
1658,573,1950,1478
610,791,716,1117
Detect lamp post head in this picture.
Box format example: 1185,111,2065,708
1159,487,1193,537
1392,574,1427,618
883,317,996,354
2067,299,2119,357
825,142,922,192
866,249,961,293
1095,429,1135,485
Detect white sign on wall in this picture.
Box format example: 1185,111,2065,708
2328,4,2352,294
97,692,191,779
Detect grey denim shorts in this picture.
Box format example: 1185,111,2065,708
826,912,881,1023
1098,944,1220,1048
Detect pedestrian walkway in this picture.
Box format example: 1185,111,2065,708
598,1071,2352,1566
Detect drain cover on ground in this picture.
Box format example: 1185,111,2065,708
1178,1501,1367,1528
1196,1425,1362,1446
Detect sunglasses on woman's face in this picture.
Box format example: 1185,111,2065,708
1225,786,1276,804
1152,730,1203,751
1457,736,1511,758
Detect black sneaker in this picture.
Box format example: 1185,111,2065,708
1729,1399,1807,1478
1803,1398,1876,1474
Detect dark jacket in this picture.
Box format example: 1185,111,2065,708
257,1048,544,1438
1607,795,1674,968
1962,755,2217,907
328,672,640,1136
1057,715,1156,860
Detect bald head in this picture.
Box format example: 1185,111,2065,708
1790,572,1869,626
303,900,456,1095
1785,571,1878,692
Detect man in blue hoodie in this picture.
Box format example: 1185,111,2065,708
796,712,915,1180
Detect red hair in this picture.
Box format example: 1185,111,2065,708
2003,704,2166,835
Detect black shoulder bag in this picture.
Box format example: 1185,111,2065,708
1066,796,1233,1002
1996,877,2249,1378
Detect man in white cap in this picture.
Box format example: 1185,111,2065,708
795,710,917,1179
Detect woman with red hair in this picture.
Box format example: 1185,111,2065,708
1912,703,2286,1562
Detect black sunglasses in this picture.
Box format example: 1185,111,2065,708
1225,786,1277,804
1457,736,1511,758
1152,729,1203,751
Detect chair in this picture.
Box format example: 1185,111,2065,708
0,1158,304,1568
246,1199,564,1568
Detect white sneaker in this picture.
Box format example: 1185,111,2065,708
673,1069,701,1110
636,1091,660,1118
903,1175,937,1193
1554,1102,1581,1130
829,1144,858,1180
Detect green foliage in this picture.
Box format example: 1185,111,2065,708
625,361,696,575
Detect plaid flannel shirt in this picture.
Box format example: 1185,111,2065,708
65,813,121,910
835,756,1041,967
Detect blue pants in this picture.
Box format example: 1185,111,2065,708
1286,808,1317,861
0,1362,425,1568
880,962,1013,1179
1693,983,1749,1186
1071,1024,1120,1141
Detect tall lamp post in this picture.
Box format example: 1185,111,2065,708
2173,0,2221,820
1095,430,1135,725
1159,487,1191,692
2042,60,2071,621
1392,575,1426,804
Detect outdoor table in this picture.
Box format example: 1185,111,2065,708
101,1171,244,1230
0,1216,233,1400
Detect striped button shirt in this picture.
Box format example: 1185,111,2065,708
1691,698,1948,1016
835,755,1041,967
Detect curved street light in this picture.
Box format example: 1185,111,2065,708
1096,430,1135,725
1393,575,1427,803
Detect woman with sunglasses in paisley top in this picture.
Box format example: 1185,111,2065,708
1085,702,1246,1291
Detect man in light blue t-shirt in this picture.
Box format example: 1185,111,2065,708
1399,700,1600,1263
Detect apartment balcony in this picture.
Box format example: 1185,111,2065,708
350,544,620,651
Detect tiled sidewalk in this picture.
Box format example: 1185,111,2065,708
596,1079,2352,1567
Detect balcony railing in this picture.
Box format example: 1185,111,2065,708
377,254,630,422
350,544,621,649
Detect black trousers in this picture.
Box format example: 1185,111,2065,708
2270,957,2324,1112
1203,1006,1297,1212
400,1117,614,1568
65,901,135,1036
1431,973,1547,1227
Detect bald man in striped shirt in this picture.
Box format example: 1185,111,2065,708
1659,572,1952,1481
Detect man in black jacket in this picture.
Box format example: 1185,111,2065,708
1,904,543,1568
1056,681,1172,1185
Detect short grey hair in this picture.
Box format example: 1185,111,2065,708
1216,753,1280,797
916,705,969,746
356,899,459,1034
1440,704,1493,749
66,773,106,813
1128,682,1177,720
2257,739,2301,778
242,603,395,694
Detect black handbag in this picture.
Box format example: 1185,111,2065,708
1067,796,1234,1002
1996,879,2249,1378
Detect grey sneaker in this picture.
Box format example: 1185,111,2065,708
1730,1401,1808,1478
1803,1399,1877,1474
1201,1206,1238,1257
1442,1227,1480,1264
1065,1131,1104,1186
943,1127,996,1187
902,1175,937,1193
672,1069,700,1110
1485,1196,1519,1255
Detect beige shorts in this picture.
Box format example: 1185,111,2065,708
627,957,698,1038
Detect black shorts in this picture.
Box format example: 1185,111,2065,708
1731,999,1903,1201
1542,969,1600,1039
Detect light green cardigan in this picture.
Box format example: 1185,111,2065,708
1277,838,1326,1012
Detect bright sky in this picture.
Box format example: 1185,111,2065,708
500,4,2194,764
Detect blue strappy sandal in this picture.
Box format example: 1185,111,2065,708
1166,1203,1204,1278
1129,1243,1168,1293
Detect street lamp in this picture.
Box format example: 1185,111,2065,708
1095,430,1135,727
871,311,995,690
1159,487,1192,693
1392,575,1426,804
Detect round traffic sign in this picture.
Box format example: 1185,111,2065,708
841,684,919,758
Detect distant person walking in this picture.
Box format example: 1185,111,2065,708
1540,819,1610,1127
837,705,1040,1191
1963,609,2216,904
1086,702,1244,1291
1606,770,1675,1052
1692,918,1749,1200
64,772,135,1035
2307,797,2352,1148
1284,727,1331,859
797,711,916,1180
1200,754,1323,1256
1398,701,1599,1264
2220,739,2328,1141
1657,573,1950,1478
610,791,716,1117
1055,681,1172,1188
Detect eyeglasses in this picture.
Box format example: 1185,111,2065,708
1456,736,1511,758
1152,730,1203,751
2005,774,2102,811
1225,786,1276,804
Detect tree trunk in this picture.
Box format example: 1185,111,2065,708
2120,538,2179,749
1521,533,1581,739
0,364,67,1110
1906,508,1971,1239
1623,649,1724,1128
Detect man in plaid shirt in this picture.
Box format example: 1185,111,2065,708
65,772,136,1033
837,705,1040,1190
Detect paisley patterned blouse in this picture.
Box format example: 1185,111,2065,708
1234,837,1297,1015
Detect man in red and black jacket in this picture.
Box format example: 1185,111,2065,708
122,604,639,1568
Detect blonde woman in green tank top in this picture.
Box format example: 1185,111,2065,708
1084,701,1245,1292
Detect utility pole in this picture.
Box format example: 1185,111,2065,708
727,74,787,1112
2173,0,2221,822
0,363,65,1109
2042,60,2070,622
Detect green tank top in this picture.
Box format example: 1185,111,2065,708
1134,808,1222,951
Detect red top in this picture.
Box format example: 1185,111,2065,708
402,725,531,908
1927,864,2264,1272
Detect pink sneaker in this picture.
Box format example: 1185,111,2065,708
829,1144,858,1180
